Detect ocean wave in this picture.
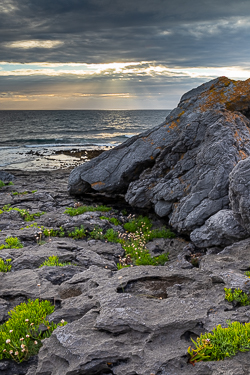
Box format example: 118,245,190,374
24,142,118,148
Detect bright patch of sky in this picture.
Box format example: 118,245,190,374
0,62,249,81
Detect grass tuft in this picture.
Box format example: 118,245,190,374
64,205,112,216
0,180,14,189
0,205,45,222
224,287,250,306
39,255,72,267
0,237,23,250
0,258,12,272
188,320,250,364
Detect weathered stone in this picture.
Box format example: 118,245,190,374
229,156,250,233
190,209,248,248
0,171,14,183
146,237,188,261
34,264,250,375
0,269,60,302
68,77,250,234
1,169,250,373
200,237,250,274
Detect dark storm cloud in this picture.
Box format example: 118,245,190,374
1,0,250,65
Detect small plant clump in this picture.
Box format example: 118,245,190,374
0,258,12,272
39,255,72,267
12,190,37,196
245,270,250,277
0,237,23,250
64,204,112,216
0,205,44,222
188,320,250,364
89,226,104,240
224,288,250,306
123,215,152,233
87,215,174,268
100,216,121,226
0,299,67,363
68,225,86,240
117,215,174,267
43,227,65,238
0,180,14,189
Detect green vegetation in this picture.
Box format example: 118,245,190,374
68,225,86,240
245,271,250,277
82,214,174,267
89,226,104,240
43,227,65,238
0,237,23,250
188,321,250,364
117,215,174,267
104,228,121,243
121,238,169,267
16,202,175,267
0,299,67,363
224,287,250,306
0,258,12,272
100,216,121,226
188,277,250,364
0,180,14,189
123,215,152,233
12,190,37,196
0,205,44,222
21,222,39,230
39,255,72,267
89,227,122,242
64,204,112,216
144,227,175,241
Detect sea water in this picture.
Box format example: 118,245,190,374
0,110,171,170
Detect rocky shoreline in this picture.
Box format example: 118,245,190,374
1,77,250,374
0,167,250,374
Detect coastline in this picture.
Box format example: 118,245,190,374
1,146,109,172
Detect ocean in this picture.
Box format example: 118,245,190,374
0,110,171,170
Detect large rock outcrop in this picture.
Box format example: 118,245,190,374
68,77,250,234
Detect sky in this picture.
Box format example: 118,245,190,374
1,0,250,110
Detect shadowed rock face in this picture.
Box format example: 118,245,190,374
68,77,250,234
229,156,250,233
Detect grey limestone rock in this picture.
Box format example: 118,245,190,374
190,209,248,248
229,156,250,233
0,171,14,183
35,264,250,375
68,77,250,233
146,237,189,261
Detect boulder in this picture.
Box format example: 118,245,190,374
68,77,250,233
229,156,250,233
0,171,14,183
190,209,248,248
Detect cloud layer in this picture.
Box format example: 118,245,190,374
1,0,250,109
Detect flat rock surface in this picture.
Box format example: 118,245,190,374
1,169,250,374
